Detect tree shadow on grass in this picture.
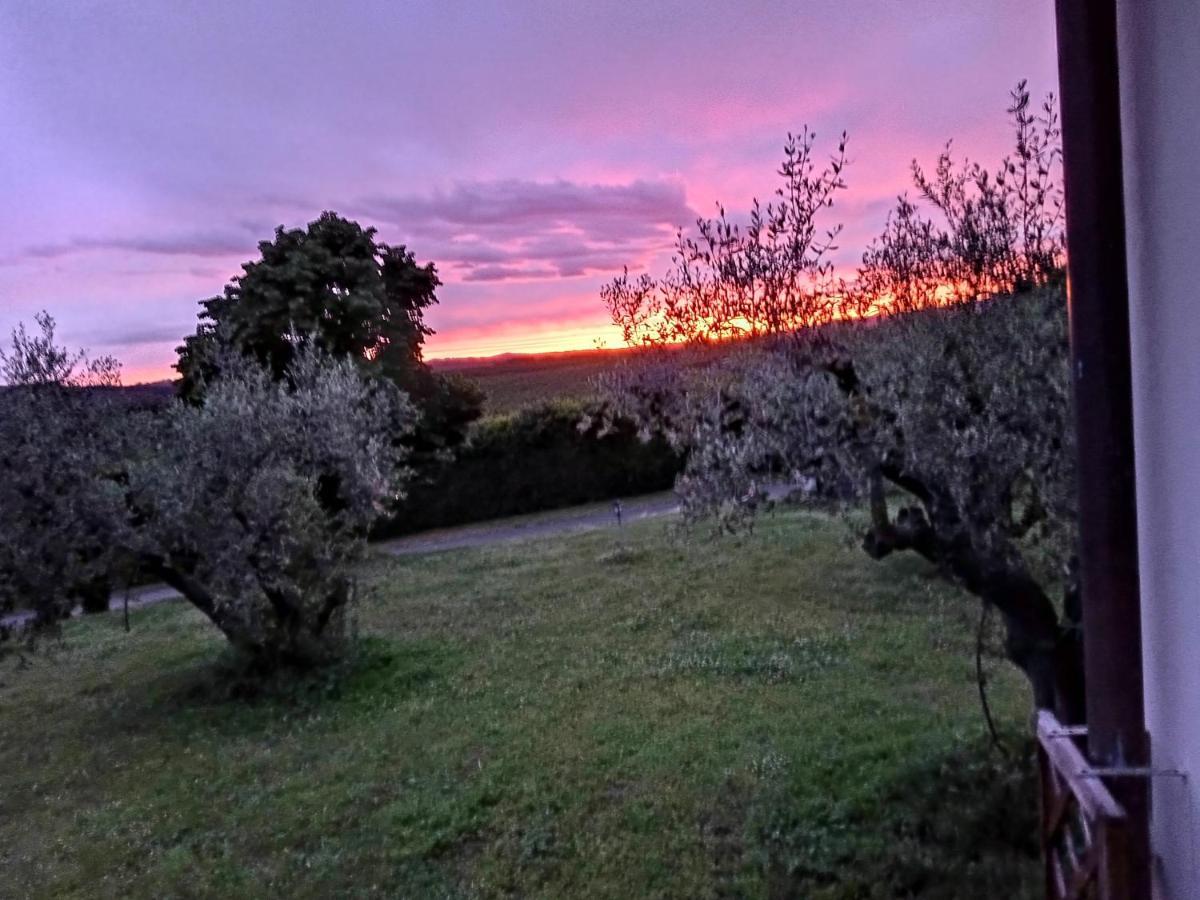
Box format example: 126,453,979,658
87,635,465,744
737,732,1040,899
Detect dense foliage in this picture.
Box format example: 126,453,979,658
176,211,482,453
0,314,128,631
601,83,1081,716
376,400,681,536
1,317,414,667
124,350,413,667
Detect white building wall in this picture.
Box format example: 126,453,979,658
1117,0,1200,895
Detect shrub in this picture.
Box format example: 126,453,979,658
376,400,681,536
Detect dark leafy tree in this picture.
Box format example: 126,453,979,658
176,211,481,452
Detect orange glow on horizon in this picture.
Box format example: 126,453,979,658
117,323,624,385
114,320,623,384
120,365,175,385
424,319,624,360
604,274,1030,351
115,279,1020,386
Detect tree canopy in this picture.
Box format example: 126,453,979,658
130,348,414,667
176,211,481,451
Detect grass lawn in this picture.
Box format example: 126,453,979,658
0,510,1041,899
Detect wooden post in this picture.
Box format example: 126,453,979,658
1052,0,1151,894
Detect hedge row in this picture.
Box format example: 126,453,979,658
376,400,682,536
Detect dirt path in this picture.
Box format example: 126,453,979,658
0,491,686,629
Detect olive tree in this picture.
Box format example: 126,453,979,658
121,349,414,668
0,314,127,637
1,318,415,669
600,84,1083,719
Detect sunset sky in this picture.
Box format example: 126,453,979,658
0,1,1058,382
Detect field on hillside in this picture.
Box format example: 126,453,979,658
434,349,627,415
0,510,1041,899
106,350,621,419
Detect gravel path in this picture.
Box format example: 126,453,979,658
376,491,681,556
0,491,686,629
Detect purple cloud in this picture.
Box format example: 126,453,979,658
19,229,261,262
364,179,693,228
358,178,694,282
462,265,560,283
8,179,692,286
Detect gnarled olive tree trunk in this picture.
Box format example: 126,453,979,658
143,555,354,670
861,471,1085,723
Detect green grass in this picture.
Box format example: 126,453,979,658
0,510,1041,898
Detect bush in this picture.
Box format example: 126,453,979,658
376,400,682,536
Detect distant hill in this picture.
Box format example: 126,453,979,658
106,380,177,409
431,347,635,416
106,348,632,419
430,346,628,371
0,379,178,411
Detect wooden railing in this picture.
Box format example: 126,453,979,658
1036,710,1132,899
